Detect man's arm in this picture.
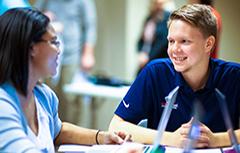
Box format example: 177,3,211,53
109,115,196,147
198,123,240,148
109,115,157,144
109,115,239,148
109,115,184,146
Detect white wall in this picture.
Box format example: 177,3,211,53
94,0,149,81
125,0,150,80
215,0,240,62
94,0,127,79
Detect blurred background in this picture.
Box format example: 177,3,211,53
1,0,239,130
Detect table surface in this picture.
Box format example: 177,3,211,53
58,143,234,153
63,73,130,99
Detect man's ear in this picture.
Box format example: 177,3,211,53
205,36,215,53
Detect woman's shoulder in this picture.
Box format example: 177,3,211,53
35,83,56,98
0,83,19,105
34,83,59,112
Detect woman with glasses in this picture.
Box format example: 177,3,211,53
0,8,130,152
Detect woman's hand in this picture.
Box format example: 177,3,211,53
97,131,132,144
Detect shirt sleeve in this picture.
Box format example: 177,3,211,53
115,65,153,124
0,98,41,153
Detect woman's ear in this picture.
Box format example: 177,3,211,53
30,43,38,58
205,36,215,53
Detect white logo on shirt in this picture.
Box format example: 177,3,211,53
122,100,130,108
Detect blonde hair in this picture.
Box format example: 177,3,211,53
168,4,217,39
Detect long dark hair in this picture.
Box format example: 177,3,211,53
0,8,50,96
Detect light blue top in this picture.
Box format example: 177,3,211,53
0,83,62,153
0,0,31,15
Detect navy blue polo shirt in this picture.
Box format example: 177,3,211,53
115,58,240,132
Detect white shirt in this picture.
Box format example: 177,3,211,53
27,96,55,153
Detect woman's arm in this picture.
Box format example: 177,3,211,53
55,122,129,145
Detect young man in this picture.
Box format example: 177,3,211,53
109,4,240,148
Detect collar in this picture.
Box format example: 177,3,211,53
204,58,215,90
174,58,215,93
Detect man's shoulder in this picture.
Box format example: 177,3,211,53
140,58,175,79
212,58,240,72
211,59,240,81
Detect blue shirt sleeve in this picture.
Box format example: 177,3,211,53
0,89,41,153
0,83,62,152
115,65,154,124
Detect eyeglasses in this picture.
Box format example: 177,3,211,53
38,38,60,48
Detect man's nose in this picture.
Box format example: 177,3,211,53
172,42,181,52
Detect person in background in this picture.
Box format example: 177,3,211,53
137,0,170,74
109,4,240,148
0,0,31,15
0,8,130,152
33,0,97,123
188,0,222,58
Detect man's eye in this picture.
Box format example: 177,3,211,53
182,40,190,44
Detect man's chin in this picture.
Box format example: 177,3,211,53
174,66,186,73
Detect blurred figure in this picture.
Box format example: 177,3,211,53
0,0,31,15
137,0,170,74
188,0,222,58
33,0,97,123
